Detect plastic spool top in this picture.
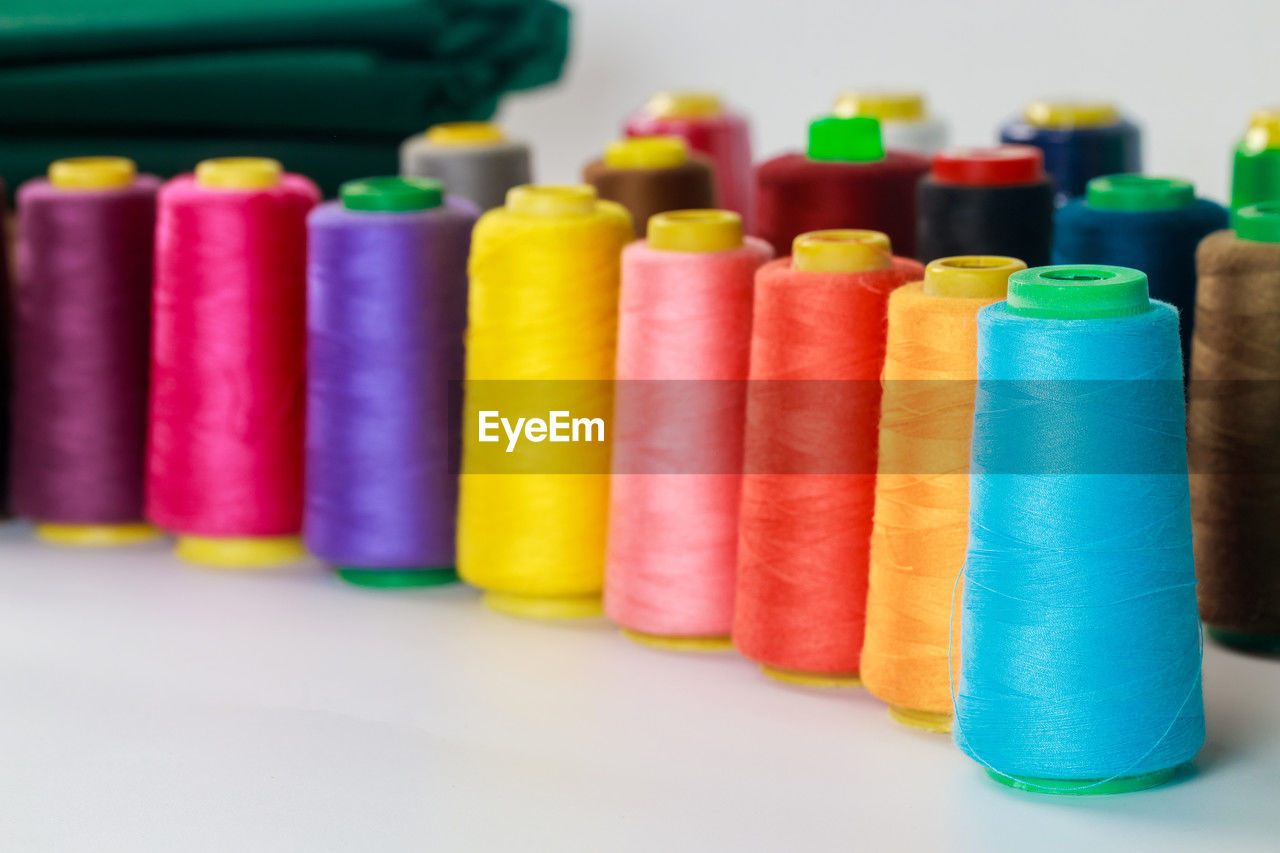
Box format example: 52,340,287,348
48,156,136,190
1006,265,1150,319
506,184,597,217
1233,202,1280,243
603,136,688,170
924,256,1026,298
645,91,724,119
1086,174,1194,212
792,229,892,272
1023,100,1120,129
807,115,885,162
1243,109,1280,152
931,146,1043,186
195,157,282,190
341,176,444,212
832,91,925,123
424,121,506,147
647,209,742,253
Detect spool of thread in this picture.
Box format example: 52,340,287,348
147,157,319,568
400,122,532,211
624,91,753,228
1189,203,1280,653
0,176,10,518
11,157,160,546
606,210,772,649
1231,109,1280,210
457,185,633,619
862,255,1024,733
1054,174,1228,371
916,145,1054,266
582,137,716,237
735,230,923,685
755,115,929,259
999,100,1141,204
956,264,1204,794
305,177,478,588
832,91,947,156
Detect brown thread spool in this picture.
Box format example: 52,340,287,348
583,137,716,237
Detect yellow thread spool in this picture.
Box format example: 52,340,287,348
863,255,1024,732
833,91,925,123
195,157,282,190
603,136,688,170
792,229,892,272
458,184,633,619
645,91,723,120
425,122,506,147
1024,100,1119,129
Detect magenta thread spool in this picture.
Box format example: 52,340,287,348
12,157,160,545
305,176,477,587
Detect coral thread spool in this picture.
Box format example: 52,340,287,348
12,157,160,546
862,256,1024,733
306,177,477,587
735,230,923,686
147,157,319,568
832,91,947,156
1231,109,1280,211
755,116,929,259
457,185,632,619
1189,203,1280,653
400,122,532,211
624,91,753,228
917,145,1054,266
606,210,772,649
583,137,716,237
1000,100,1141,203
957,264,1203,794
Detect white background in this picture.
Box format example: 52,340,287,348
503,0,1279,203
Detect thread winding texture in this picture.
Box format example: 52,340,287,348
956,300,1204,786
605,235,773,639
305,196,478,572
12,174,159,523
734,255,923,675
917,178,1054,266
147,171,319,536
582,157,715,237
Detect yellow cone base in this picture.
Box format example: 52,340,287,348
483,590,603,620
176,535,306,568
622,629,732,652
761,666,861,688
36,522,161,547
889,705,952,733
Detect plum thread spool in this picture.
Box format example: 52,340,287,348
606,210,772,649
12,157,160,546
457,185,632,619
1054,175,1227,372
399,122,532,211
582,137,716,237
916,145,1054,266
956,264,1204,794
755,115,929,259
735,230,923,686
1189,203,1280,653
306,177,478,588
832,91,947,156
147,157,319,568
1231,109,1280,211
624,91,753,228
862,256,1025,733
1000,100,1141,204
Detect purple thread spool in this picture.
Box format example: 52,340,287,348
305,176,476,587
12,157,160,546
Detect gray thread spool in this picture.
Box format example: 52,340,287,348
400,123,532,211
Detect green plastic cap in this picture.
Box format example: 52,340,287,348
1007,265,1150,319
337,566,458,587
1233,202,1280,243
1086,174,1194,212
807,115,885,162
341,176,444,212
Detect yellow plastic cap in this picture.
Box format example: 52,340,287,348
36,522,160,547
645,91,723,119
506,184,597,217
648,209,742,253
832,91,925,123
604,136,687,169
1244,109,1280,152
483,590,603,620
48,156,137,190
761,665,862,688
195,157,283,190
425,121,506,147
923,256,1026,298
1024,100,1119,129
176,535,306,568
793,229,892,272
621,629,732,652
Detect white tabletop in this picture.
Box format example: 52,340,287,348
1,521,1277,852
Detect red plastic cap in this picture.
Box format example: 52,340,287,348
931,145,1044,186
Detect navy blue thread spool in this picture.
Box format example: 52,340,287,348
1000,100,1140,204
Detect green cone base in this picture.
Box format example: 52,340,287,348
337,566,458,588
986,765,1179,795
